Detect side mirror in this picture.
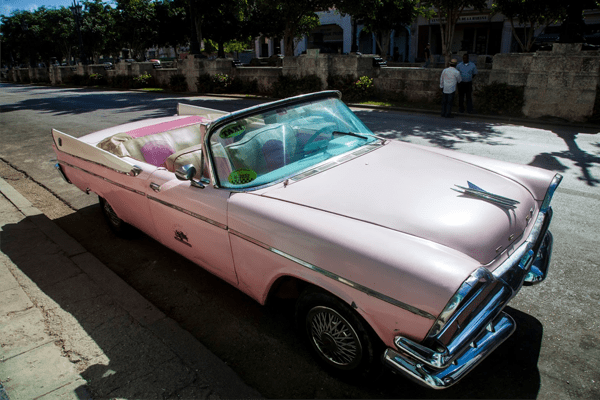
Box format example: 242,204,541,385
175,164,205,188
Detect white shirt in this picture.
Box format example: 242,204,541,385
440,67,462,94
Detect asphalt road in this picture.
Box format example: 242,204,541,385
1,84,599,399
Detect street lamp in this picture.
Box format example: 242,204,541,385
70,0,87,65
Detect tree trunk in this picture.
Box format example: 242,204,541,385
284,24,295,57
374,30,391,60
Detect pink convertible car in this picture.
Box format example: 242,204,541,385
52,91,561,388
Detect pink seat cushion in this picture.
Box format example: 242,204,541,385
125,116,209,139
140,140,175,167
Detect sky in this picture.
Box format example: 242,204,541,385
1,0,96,16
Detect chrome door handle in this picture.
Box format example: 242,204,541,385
150,182,161,192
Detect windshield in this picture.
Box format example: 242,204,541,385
208,96,377,189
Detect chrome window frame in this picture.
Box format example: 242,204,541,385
202,91,382,191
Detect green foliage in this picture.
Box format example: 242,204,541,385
109,74,134,89
169,73,188,92
88,72,107,85
132,73,155,88
65,73,107,86
196,73,258,94
271,74,323,98
474,82,524,116
492,0,566,52
327,75,375,102
337,1,422,59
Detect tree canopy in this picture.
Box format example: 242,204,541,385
421,0,487,65
492,0,566,52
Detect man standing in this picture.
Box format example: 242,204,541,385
456,54,478,113
440,58,461,118
423,44,431,68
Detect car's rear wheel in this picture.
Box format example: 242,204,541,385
296,288,382,378
99,197,134,237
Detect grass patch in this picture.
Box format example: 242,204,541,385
139,88,164,92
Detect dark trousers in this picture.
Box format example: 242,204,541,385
441,92,455,117
458,81,473,113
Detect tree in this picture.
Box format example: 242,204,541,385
81,1,118,63
1,7,77,67
492,0,566,52
421,0,487,65
114,0,157,60
252,0,334,56
559,1,600,43
154,0,190,58
338,0,422,60
45,7,78,64
201,1,252,58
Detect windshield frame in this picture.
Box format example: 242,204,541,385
204,91,383,191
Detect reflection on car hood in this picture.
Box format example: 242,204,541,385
262,141,537,265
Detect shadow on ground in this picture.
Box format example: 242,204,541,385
1,199,544,399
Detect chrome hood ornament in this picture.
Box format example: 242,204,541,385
453,181,520,208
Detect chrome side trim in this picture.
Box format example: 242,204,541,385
54,162,71,183
290,142,383,183
228,228,436,320
214,141,385,193
58,161,145,196
147,195,227,230
55,147,142,177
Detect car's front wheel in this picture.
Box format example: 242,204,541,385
296,288,382,378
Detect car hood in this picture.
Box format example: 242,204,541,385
261,141,538,265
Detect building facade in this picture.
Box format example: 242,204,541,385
255,5,600,64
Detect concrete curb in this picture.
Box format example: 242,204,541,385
0,177,262,399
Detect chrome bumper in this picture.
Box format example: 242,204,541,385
384,312,516,388
383,210,555,389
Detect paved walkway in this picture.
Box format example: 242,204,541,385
0,177,261,399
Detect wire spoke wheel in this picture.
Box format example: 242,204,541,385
307,306,362,370
102,199,121,227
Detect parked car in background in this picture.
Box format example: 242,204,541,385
51,91,562,389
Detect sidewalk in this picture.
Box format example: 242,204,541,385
0,177,261,399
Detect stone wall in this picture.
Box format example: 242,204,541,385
5,45,600,122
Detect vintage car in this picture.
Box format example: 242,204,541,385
51,91,561,389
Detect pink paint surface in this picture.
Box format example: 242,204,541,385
125,116,208,138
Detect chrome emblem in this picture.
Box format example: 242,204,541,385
453,181,520,209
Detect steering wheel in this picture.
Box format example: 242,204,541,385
302,126,334,155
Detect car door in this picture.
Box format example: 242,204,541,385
144,168,237,285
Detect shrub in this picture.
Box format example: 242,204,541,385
475,82,524,116
88,73,107,86
109,75,133,89
196,73,231,93
196,73,214,93
132,73,155,88
271,74,322,98
327,74,375,102
229,76,258,94
169,73,188,92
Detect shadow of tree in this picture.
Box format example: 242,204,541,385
353,109,600,186
536,129,600,186
353,110,514,150
0,85,265,121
